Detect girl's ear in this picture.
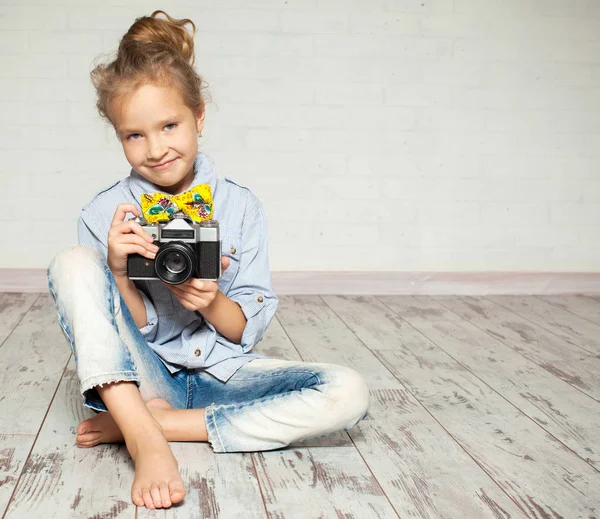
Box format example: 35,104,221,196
196,110,205,133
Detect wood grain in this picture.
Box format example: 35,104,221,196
376,340,600,517
0,435,35,513
281,296,525,518
0,294,71,435
333,296,600,518
537,296,600,325
0,293,38,347
377,297,600,470
488,295,600,356
431,296,600,402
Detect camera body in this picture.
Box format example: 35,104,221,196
127,215,221,285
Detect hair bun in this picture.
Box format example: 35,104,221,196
120,10,196,65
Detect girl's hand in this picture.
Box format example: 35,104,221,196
107,204,159,278
164,257,230,312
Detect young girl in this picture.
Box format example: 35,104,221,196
47,11,369,511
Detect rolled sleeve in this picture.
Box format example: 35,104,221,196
225,198,278,352
233,291,278,351
138,290,159,342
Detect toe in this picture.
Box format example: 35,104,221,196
169,481,186,504
150,483,162,508
77,419,93,435
131,489,144,507
159,482,171,508
142,488,155,510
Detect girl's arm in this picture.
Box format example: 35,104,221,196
106,203,159,328
198,290,246,344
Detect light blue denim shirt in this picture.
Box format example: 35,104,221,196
77,152,278,382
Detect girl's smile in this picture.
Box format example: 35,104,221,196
149,157,179,171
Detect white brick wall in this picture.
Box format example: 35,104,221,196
1,0,599,271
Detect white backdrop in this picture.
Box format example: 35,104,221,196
2,0,599,271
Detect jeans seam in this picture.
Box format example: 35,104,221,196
206,405,226,452
185,372,191,409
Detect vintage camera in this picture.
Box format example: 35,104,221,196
127,214,221,285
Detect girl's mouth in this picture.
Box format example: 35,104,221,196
150,158,177,171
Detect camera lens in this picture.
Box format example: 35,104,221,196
164,252,186,274
155,243,195,285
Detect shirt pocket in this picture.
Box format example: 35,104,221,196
219,231,241,295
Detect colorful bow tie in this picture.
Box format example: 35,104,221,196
140,184,214,223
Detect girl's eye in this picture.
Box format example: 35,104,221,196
127,133,142,140
165,123,177,131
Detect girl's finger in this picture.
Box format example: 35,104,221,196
169,287,204,310
117,234,159,253
111,204,140,226
117,244,155,259
112,220,156,243
172,281,215,299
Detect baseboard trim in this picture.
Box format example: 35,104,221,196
2,269,600,295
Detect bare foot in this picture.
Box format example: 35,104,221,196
76,399,172,448
128,425,186,509
77,400,185,509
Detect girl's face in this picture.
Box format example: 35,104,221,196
113,84,204,195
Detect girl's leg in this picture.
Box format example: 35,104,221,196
47,246,187,412
47,245,187,509
190,358,370,453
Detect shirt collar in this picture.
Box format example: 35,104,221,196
127,152,217,207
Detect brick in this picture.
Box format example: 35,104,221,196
550,203,600,224
348,12,419,35
2,54,68,78
29,31,103,54
481,203,549,225
280,11,347,33
0,6,67,30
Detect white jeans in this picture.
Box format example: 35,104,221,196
47,246,370,452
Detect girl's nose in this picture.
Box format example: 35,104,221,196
146,136,168,160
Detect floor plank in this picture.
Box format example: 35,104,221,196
537,295,600,325
432,296,600,402
0,435,35,513
280,296,524,518
0,294,71,435
0,293,38,347
4,376,135,518
347,298,600,518
276,296,401,390
487,295,600,356
376,297,600,470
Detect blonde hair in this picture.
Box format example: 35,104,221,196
90,10,208,127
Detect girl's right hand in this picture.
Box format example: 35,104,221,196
107,204,159,278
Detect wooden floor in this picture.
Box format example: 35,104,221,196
1,293,599,518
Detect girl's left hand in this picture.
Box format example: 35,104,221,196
164,256,230,312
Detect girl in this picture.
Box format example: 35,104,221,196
47,11,369,511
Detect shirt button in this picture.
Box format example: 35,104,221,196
257,295,264,303
194,349,201,357
230,245,237,254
